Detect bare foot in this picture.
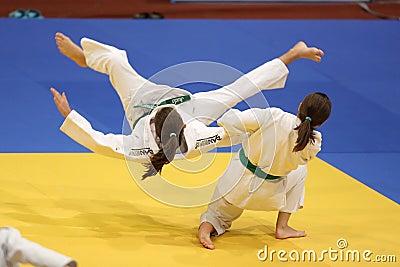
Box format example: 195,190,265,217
55,32,87,67
275,225,306,239
292,41,324,63
198,222,215,250
279,41,324,65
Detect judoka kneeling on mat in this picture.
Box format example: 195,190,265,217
198,92,332,249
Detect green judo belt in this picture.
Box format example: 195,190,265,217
132,95,191,128
239,149,282,180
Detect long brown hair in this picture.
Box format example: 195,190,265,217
142,107,186,179
293,92,332,152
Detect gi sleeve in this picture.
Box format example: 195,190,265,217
0,227,77,267
244,58,289,91
189,59,289,126
60,110,127,160
217,108,274,136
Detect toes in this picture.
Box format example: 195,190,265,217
55,32,63,41
203,242,215,250
199,235,215,250
275,228,307,239
311,47,319,54
295,230,306,237
55,35,63,45
55,32,69,44
56,32,66,39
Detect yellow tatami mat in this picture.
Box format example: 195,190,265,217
0,153,398,266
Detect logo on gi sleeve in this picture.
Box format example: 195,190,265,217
195,135,222,149
129,148,154,157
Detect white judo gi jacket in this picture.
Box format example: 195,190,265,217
213,107,322,211
59,37,290,163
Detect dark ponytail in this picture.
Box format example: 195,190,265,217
293,92,332,152
142,107,186,179
293,119,313,152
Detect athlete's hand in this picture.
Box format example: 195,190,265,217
50,87,72,118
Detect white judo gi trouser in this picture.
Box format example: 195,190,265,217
0,227,76,267
80,38,289,128
200,163,307,236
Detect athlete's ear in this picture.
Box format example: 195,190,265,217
183,124,186,129
298,102,302,113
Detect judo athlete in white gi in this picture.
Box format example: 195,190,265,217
198,92,332,249
0,227,77,267
51,33,324,179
